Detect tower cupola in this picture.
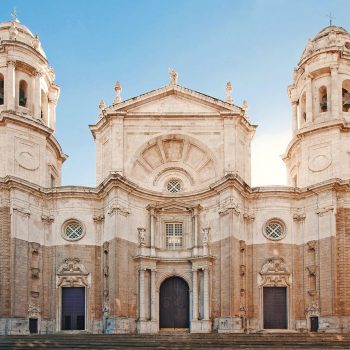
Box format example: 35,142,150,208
284,26,350,187
0,17,66,187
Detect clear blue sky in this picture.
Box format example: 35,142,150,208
1,0,350,186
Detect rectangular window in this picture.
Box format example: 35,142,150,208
166,223,183,249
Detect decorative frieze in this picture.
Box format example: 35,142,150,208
218,197,241,216
56,257,90,288
28,304,40,318
258,256,290,287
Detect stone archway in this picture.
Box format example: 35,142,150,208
159,277,190,330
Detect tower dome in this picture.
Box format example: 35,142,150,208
284,25,350,188
0,18,66,187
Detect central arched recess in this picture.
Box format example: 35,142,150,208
159,277,189,329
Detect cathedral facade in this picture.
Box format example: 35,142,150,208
1,18,350,335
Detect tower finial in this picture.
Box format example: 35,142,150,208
226,82,233,104
11,7,19,23
326,12,335,26
114,81,122,103
168,68,178,85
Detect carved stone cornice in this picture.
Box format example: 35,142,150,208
93,214,105,223
315,206,334,216
12,206,30,217
306,265,317,277
243,212,255,222
30,242,40,253
103,241,109,253
307,240,317,251
218,197,241,216
107,202,130,216
293,213,306,222
41,214,54,224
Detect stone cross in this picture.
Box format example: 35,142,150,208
326,12,335,26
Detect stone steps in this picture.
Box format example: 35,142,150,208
1,333,350,349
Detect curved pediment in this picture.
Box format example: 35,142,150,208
127,134,218,192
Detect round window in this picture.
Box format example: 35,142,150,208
63,220,84,241
167,179,182,193
263,219,286,241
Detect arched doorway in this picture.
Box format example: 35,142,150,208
159,277,189,330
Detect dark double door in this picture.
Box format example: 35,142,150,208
263,287,288,329
61,287,85,330
159,277,189,329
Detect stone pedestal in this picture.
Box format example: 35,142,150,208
190,319,212,333
214,317,243,333
136,320,158,334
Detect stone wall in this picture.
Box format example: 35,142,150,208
0,207,11,317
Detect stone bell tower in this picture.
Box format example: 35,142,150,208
0,16,66,187
284,25,350,188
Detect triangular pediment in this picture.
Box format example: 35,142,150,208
147,199,202,212
106,85,242,115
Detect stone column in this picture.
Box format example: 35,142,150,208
150,209,156,256
305,75,313,124
203,268,209,320
33,71,42,119
291,101,298,134
193,208,199,255
6,60,16,110
151,269,156,320
330,64,340,118
192,269,198,320
139,268,145,320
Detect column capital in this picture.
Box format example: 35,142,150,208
7,59,16,67
330,63,339,72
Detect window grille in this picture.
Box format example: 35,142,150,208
64,221,84,240
264,220,285,240
166,223,183,249
167,179,181,193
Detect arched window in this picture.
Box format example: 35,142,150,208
319,86,327,112
19,80,27,107
41,90,48,122
343,80,350,112
0,74,4,105
299,92,306,125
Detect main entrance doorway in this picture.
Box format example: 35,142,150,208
159,277,189,330
263,287,287,329
61,287,85,330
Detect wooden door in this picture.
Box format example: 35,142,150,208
310,316,319,332
61,287,85,330
263,287,287,329
159,277,189,329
